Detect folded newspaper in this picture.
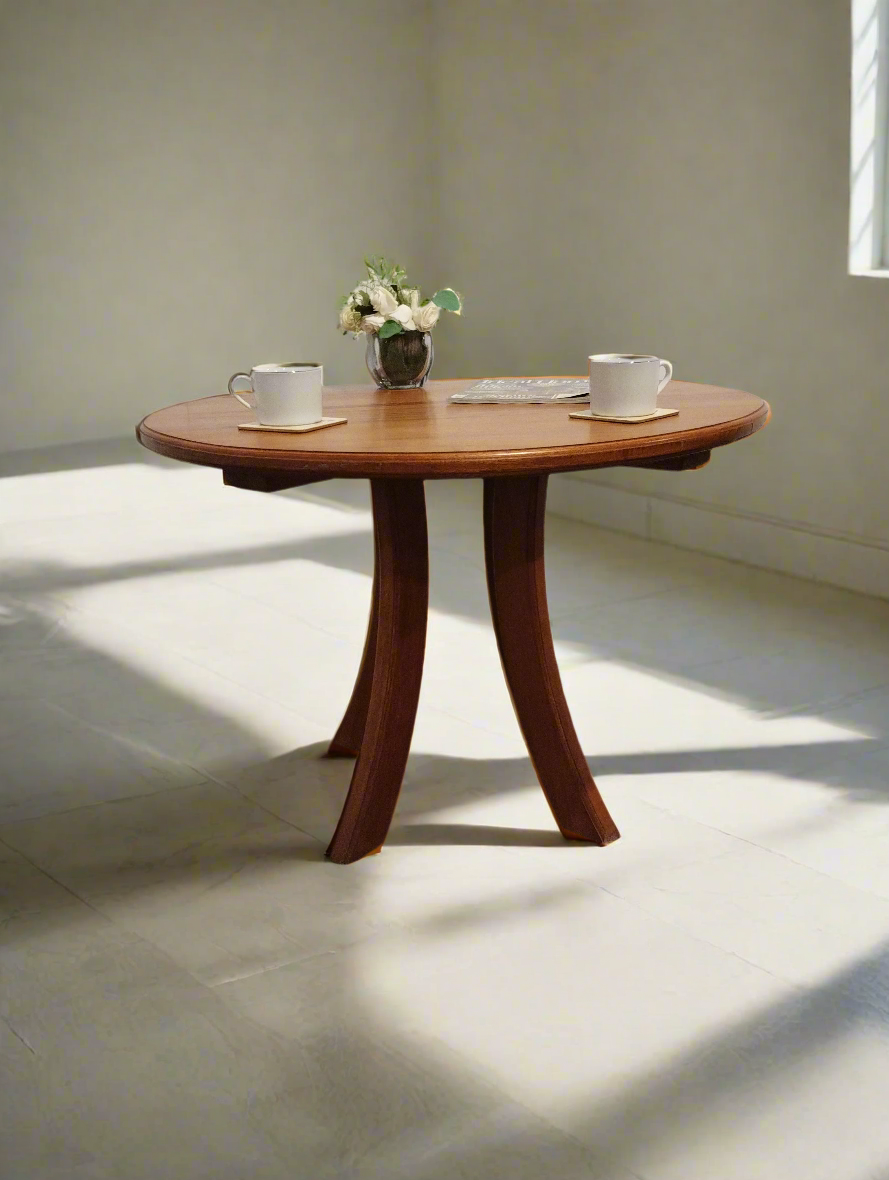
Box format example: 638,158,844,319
449,377,589,403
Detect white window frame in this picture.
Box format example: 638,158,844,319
849,0,889,275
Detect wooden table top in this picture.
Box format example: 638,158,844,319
136,378,769,479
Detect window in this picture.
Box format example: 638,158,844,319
850,0,889,274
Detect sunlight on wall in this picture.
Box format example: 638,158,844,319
849,0,889,273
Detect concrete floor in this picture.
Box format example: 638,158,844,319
2,440,889,1180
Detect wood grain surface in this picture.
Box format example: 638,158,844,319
324,479,429,864
136,378,769,479
484,475,620,846
135,375,769,863
326,534,381,760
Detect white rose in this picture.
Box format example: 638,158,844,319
408,289,421,316
352,281,375,307
414,301,441,331
369,285,398,317
359,313,386,334
390,304,417,331
339,305,362,333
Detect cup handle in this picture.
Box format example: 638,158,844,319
657,359,673,393
227,372,253,409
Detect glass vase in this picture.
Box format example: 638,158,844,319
365,330,434,390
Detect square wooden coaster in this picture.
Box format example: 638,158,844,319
238,417,347,434
569,406,679,424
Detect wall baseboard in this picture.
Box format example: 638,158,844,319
548,473,889,602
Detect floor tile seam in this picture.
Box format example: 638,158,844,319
204,914,466,991
0,586,75,622
209,944,345,988
0,834,119,915
192,763,327,844
623,796,889,903
26,898,393,997
765,683,889,725
29,557,887,726
251,920,429,978
585,736,873,764
8,696,884,861
595,840,889,923
340,883,793,1076
552,842,790,929
741,841,889,904
357,1012,616,1146
772,732,889,768
413,700,520,742
55,575,360,642
206,951,337,988
1,654,341,846
53,603,341,730
559,634,735,674
754,703,889,730
592,748,888,813
54,597,882,767
3,865,326,1025
1,1014,37,1055
372,1020,648,1180
0,588,74,618
198,573,369,646
349,1111,645,1180
547,582,702,623
0,775,220,841
40,698,213,778
549,572,759,607
637,657,884,703
820,678,889,709
669,638,889,682
603,791,781,862
593,882,805,990
135,645,345,730
396,1070,650,1180
668,645,809,675
561,842,749,898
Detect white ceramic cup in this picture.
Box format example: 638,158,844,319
227,362,323,426
588,354,673,417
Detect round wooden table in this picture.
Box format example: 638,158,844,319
137,377,769,863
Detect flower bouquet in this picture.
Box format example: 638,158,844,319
338,257,462,389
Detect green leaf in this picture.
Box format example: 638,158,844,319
432,288,462,313
378,319,404,340
363,255,410,292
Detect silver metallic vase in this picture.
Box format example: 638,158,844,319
365,331,434,390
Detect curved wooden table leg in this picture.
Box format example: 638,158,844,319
326,536,380,758
483,475,620,846
326,478,428,864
